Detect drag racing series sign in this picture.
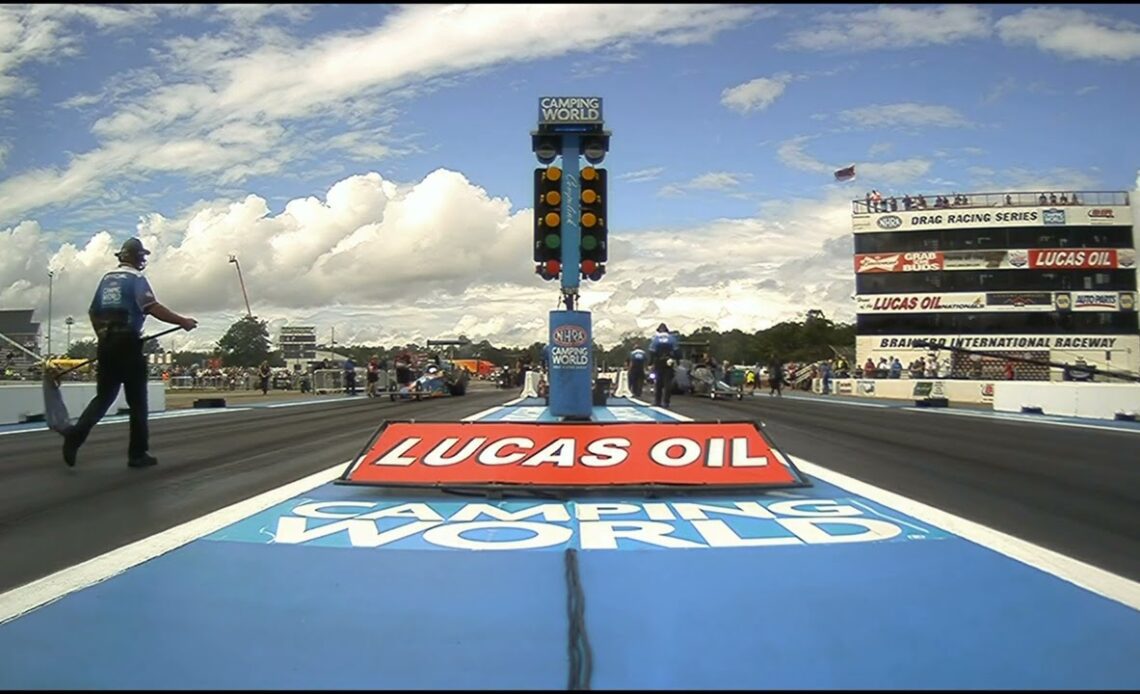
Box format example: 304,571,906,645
341,421,804,488
853,205,1132,233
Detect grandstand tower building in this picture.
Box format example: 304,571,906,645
851,190,1138,379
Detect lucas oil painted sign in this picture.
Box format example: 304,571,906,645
341,421,805,488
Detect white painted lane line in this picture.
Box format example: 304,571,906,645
904,406,1140,435
649,399,1140,612
0,398,519,624
0,407,254,436
0,459,350,625
780,394,890,408
791,456,1140,612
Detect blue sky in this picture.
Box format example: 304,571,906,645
1,4,1138,352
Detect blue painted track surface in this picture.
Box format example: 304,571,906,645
1,398,1139,689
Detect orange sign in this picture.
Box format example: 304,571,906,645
341,421,804,488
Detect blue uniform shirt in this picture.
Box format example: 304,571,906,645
648,332,679,368
629,348,647,371
89,265,157,337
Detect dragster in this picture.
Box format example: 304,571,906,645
389,338,472,402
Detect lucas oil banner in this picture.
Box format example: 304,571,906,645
340,421,806,489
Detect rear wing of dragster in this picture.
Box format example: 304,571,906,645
426,338,471,361
912,339,1140,384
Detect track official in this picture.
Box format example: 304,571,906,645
648,323,680,408
63,238,197,469
627,347,647,398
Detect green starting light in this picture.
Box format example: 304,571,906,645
545,234,561,249
581,235,597,250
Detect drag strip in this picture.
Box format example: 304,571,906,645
0,390,515,594
3,385,1138,596
667,393,1140,582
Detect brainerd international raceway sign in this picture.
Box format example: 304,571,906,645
341,421,802,488
235,496,946,552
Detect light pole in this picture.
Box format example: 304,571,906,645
47,271,54,357
228,255,253,318
65,316,74,354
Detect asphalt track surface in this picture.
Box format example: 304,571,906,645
1,388,1138,596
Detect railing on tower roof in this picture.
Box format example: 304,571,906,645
851,190,1130,215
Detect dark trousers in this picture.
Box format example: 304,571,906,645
630,368,644,398
653,367,674,407
72,334,149,459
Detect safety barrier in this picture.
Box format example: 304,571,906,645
521,371,541,398
0,382,167,426
826,378,996,404
613,370,633,397
312,368,369,394
992,382,1140,420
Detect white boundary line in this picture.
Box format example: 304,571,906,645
657,403,1140,612
0,460,350,625
903,405,1140,435
776,391,1140,434
0,394,377,437
0,395,525,625
791,456,1140,612
0,407,254,437
780,393,890,408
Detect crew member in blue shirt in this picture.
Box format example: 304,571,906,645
648,323,680,408
62,238,197,468
627,347,647,398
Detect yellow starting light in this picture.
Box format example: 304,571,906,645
544,190,561,206
545,166,562,182
544,212,560,227
581,166,597,182
581,212,597,228
581,189,598,204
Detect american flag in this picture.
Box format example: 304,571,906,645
834,165,856,182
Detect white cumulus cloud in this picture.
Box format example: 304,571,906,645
781,4,992,52
777,136,932,185
658,171,753,197
721,73,792,113
0,3,761,223
997,7,1140,61
840,103,970,129
1,167,859,352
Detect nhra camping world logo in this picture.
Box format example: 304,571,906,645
876,215,902,230
1042,208,1066,225
552,325,588,347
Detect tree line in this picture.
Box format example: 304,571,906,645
67,312,855,370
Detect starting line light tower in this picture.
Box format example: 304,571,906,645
531,96,611,419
